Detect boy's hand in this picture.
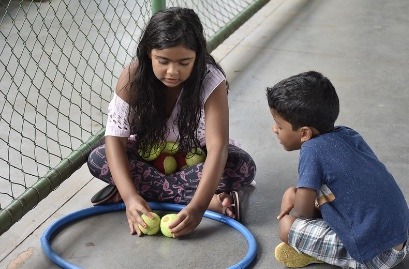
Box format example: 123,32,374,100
277,207,292,220
277,187,297,220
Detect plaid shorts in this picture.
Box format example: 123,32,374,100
288,218,408,269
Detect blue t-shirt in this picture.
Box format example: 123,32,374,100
298,126,409,263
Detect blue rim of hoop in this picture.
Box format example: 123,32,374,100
40,202,257,269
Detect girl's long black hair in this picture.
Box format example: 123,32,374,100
125,7,226,152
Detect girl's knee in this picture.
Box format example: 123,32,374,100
227,146,256,175
87,145,106,177
87,148,95,164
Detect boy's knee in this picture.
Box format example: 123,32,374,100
278,215,297,243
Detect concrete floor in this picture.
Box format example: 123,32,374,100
2,0,409,268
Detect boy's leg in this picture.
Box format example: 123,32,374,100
287,218,357,268
275,242,324,268
278,214,297,243
275,215,323,267
277,218,409,269
361,235,409,269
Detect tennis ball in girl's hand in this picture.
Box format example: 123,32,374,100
139,143,165,161
162,141,179,154
152,153,177,175
138,212,161,235
185,147,206,167
160,213,178,238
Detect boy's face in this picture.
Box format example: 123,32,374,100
270,109,303,151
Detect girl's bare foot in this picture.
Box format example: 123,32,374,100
208,192,235,219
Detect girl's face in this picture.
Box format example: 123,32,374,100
150,46,196,89
270,109,303,151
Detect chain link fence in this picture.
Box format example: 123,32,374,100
0,0,269,235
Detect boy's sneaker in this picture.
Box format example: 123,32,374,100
275,242,324,268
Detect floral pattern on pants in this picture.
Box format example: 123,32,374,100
87,142,256,204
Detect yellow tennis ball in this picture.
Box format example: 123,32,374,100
138,212,160,235
138,143,166,161
162,141,179,154
185,147,206,167
160,213,178,238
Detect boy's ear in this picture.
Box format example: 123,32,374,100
300,127,314,143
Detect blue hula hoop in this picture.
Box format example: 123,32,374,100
41,202,257,269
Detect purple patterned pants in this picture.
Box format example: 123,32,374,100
87,142,256,204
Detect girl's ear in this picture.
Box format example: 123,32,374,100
300,127,314,143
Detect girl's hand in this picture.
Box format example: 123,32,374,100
167,205,204,238
124,194,152,236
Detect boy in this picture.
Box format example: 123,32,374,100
266,71,409,268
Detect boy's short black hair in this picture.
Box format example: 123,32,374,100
266,71,339,133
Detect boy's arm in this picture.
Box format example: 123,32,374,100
293,187,320,218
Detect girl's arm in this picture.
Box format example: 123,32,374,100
172,80,229,236
191,79,229,211
106,63,153,236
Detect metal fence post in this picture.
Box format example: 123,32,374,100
152,0,166,14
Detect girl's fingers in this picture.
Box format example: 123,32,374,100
128,218,136,235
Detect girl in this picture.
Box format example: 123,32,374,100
87,7,256,238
